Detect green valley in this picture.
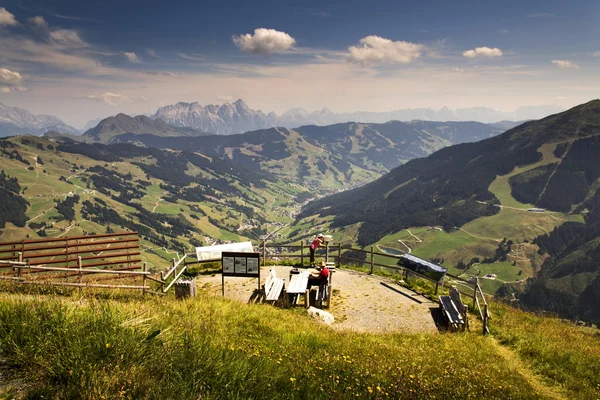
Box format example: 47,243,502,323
296,100,600,323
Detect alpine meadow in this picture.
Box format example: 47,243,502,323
0,0,599,399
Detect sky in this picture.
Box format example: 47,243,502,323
0,0,598,128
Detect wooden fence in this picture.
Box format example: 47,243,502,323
0,232,153,293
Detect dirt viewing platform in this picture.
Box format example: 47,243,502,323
195,265,441,334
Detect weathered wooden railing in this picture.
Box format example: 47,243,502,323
0,232,161,294
3,258,151,292
161,254,188,293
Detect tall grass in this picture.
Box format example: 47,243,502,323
491,303,600,399
0,292,544,399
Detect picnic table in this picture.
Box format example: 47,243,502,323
286,271,310,305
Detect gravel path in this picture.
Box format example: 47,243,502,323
193,266,440,334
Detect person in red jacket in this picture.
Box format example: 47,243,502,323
309,234,323,267
308,260,329,288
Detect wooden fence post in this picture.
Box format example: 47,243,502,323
78,256,83,296
370,246,374,274
483,304,489,335
337,243,342,268
160,271,165,292
142,262,147,295
325,241,329,263
262,239,266,267
472,278,479,310
16,252,23,280
300,241,304,267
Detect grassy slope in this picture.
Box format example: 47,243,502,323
0,289,598,399
0,136,306,268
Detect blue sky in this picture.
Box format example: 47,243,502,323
0,0,598,127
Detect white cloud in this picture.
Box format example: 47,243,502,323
124,52,141,63
50,29,87,47
593,51,600,57
0,67,27,92
0,7,18,26
347,36,424,65
551,60,580,69
85,93,133,106
175,52,203,61
498,29,509,34
463,47,503,58
28,15,48,30
452,67,465,72
26,16,87,48
232,28,296,55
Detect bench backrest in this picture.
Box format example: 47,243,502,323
264,269,277,293
449,286,467,316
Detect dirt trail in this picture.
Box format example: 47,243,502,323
406,229,422,242
397,239,412,253
489,338,568,400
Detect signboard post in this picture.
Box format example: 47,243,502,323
221,251,261,297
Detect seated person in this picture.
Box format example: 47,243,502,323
307,260,329,288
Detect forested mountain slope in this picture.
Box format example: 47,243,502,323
0,135,302,269
299,99,600,323
111,120,504,188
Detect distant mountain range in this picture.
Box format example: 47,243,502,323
80,113,208,143
0,103,79,137
0,100,557,138
152,99,278,135
110,120,505,187
151,99,562,135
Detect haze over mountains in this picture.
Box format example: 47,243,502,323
0,103,79,138
0,99,559,138
152,99,562,135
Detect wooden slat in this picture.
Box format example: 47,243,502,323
266,278,284,301
287,272,309,294
13,280,148,290
162,265,188,293
13,264,148,275
0,239,140,256
28,265,141,281
81,258,142,269
16,244,140,260
0,231,137,247
16,254,140,272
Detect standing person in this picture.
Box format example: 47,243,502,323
309,234,324,267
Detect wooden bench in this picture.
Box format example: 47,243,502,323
439,286,468,331
263,269,285,303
